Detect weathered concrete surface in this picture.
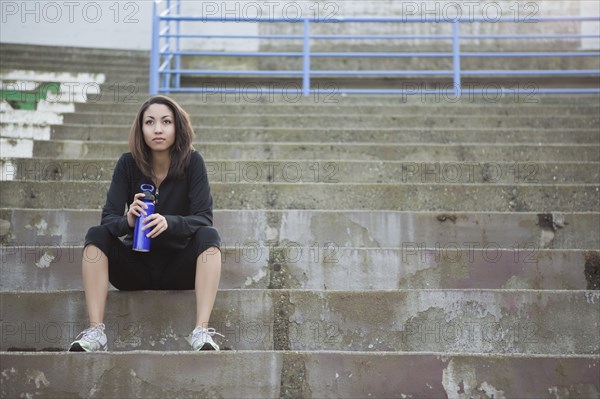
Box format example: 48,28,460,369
0,290,274,351
70,102,600,116
1,244,596,291
0,351,281,399
46,124,600,144
0,352,598,399
60,112,600,129
1,290,598,353
2,209,598,249
24,140,600,162
2,181,598,212
3,40,600,398
4,158,599,184
0,244,270,291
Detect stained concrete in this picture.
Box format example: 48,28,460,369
1,290,598,354
2,180,598,211
0,352,598,399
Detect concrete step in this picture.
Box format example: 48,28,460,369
1,290,599,354
2,352,598,399
112,93,600,106
71,98,600,113
71,101,600,116
5,53,598,76
0,43,149,60
3,158,598,184
56,112,599,129
1,244,597,291
0,67,148,81
23,141,600,162
46,124,600,144
3,209,597,250
89,93,600,106
1,181,599,212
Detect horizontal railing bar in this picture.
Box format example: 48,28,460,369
157,33,600,41
161,69,304,76
463,34,600,40
158,34,454,40
160,69,455,76
161,51,304,57
334,88,600,94
464,70,600,76
158,69,600,77
310,70,458,76
159,51,599,59
312,35,453,40
160,15,600,23
462,52,600,58
160,34,304,39
159,51,454,58
158,87,600,95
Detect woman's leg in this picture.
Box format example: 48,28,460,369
195,246,222,328
82,244,109,327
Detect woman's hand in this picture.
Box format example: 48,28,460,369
127,193,168,238
141,213,168,238
127,193,150,228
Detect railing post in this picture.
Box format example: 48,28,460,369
452,20,461,98
174,0,181,89
149,0,160,95
164,0,171,92
302,18,311,97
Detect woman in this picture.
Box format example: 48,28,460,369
69,95,222,351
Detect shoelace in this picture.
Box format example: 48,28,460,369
75,323,106,341
193,327,224,340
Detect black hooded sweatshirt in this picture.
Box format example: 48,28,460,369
100,151,213,252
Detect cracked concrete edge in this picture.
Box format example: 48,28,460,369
0,351,598,399
1,290,598,353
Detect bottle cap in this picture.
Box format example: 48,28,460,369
140,184,155,202
142,192,155,202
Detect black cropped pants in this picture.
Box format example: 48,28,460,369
84,225,221,290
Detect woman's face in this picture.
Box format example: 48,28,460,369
142,103,176,153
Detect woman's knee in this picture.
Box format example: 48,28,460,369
193,226,221,245
82,244,108,265
192,226,221,255
84,225,111,246
83,225,119,262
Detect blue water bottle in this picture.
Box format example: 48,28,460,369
132,184,155,252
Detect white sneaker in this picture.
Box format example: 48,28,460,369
191,327,223,351
69,323,108,352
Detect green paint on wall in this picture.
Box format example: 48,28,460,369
0,82,61,110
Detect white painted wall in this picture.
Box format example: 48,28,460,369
0,0,598,50
0,0,154,50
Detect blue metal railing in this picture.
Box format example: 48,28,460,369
149,0,600,96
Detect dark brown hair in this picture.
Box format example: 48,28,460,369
129,95,195,180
